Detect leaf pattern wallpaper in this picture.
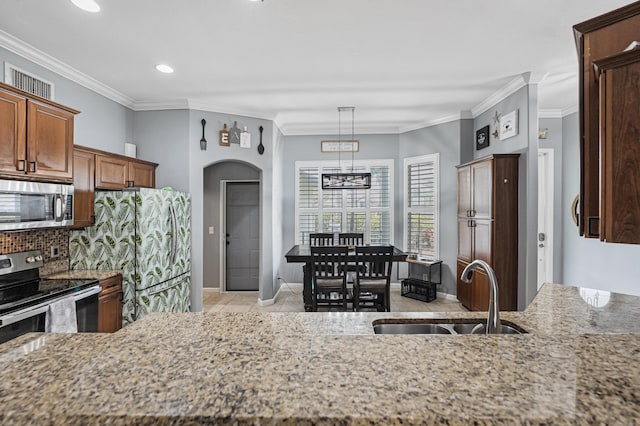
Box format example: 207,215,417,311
70,189,191,326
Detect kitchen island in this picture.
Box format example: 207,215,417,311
0,283,639,424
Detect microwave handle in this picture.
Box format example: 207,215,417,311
52,194,64,222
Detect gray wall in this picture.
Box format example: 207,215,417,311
0,47,133,154
472,85,537,309
539,118,564,283
561,113,640,296
185,110,277,309
398,120,463,295
203,162,260,288
133,110,190,192
272,125,286,297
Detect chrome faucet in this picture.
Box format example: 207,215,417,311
460,260,502,334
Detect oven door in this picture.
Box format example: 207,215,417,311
0,285,100,344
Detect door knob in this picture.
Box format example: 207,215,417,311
538,243,544,248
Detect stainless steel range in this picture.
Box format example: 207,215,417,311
0,250,100,344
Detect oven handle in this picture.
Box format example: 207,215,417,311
0,285,101,327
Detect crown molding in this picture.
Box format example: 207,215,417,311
398,111,473,134
0,30,135,108
539,104,578,119
470,74,528,118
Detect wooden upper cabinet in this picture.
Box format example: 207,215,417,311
0,82,77,183
95,154,128,190
88,147,157,191
71,149,95,229
457,166,471,217
595,48,640,243
470,161,492,220
27,100,74,181
128,160,155,188
573,2,640,239
0,87,27,178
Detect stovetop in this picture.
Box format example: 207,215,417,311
0,250,99,317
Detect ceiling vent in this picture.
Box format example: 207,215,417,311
4,62,54,100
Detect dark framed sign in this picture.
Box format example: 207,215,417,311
476,125,490,150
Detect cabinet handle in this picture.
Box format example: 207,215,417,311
29,161,37,173
91,215,96,225
17,160,26,171
470,209,476,217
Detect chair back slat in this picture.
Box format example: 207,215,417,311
338,232,364,246
310,233,334,246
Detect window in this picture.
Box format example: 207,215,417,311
404,153,439,260
295,160,394,245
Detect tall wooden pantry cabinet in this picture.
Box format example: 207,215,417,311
456,154,519,311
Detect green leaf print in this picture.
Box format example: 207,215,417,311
81,235,90,247
105,235,116,248
106,197,116,210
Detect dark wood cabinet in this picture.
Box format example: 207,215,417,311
95,154,129,190
0,86,27,178
98,274,123,333
595,47,640,243
128,160,156,188
71,148,95,228
0,82,77,183
95,152,157,190
574,2,640,239
456,154,519,311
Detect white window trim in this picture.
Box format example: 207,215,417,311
403,153,440,260
295,159,394,245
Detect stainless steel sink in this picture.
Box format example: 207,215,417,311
372,323,453,335
372,320,527,335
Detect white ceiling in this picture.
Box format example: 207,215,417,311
0,0,632,135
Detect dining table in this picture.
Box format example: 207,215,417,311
284,244,408,311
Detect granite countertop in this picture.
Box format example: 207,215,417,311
0,283,639,424
44,269,122,281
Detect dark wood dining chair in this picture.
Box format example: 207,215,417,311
309,233,334,246
353,245,394,312
310,246,349,311
337,233,365,280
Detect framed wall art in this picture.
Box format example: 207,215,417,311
499,110,519,140
476,125,490,150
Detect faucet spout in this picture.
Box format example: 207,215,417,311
460,259,501,334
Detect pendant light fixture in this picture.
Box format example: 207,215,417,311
321,106,372,190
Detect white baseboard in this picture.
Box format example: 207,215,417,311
203,287,220,293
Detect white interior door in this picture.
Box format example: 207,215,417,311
537,149,554,290
225,182,260,291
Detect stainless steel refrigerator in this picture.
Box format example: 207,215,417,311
70,188,191,326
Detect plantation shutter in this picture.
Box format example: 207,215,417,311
406,155,438,259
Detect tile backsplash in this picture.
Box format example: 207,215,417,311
0,228,70,275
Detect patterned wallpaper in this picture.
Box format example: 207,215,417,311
0,228,70,275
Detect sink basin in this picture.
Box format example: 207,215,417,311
372,320,527,335
372,323,453,335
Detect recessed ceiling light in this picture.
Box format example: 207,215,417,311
155,64,174,74
70,0,100,13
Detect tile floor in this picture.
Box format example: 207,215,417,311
203,284,467,313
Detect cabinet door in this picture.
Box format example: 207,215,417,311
128,160,155,188
470,266,490,311
95,154,128,190
457,166,471,217
471,160,492,219
473,219,492,264
599,51,640,244
0,88,27,177
456,260,472,310
27,100,74,182
457,219,472,262
98,275,123,333
71,149,95,228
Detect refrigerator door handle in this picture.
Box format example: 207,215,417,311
169,204,178,265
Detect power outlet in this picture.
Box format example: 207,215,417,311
50,246,60,258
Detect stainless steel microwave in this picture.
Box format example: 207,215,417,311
0,180,73,231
